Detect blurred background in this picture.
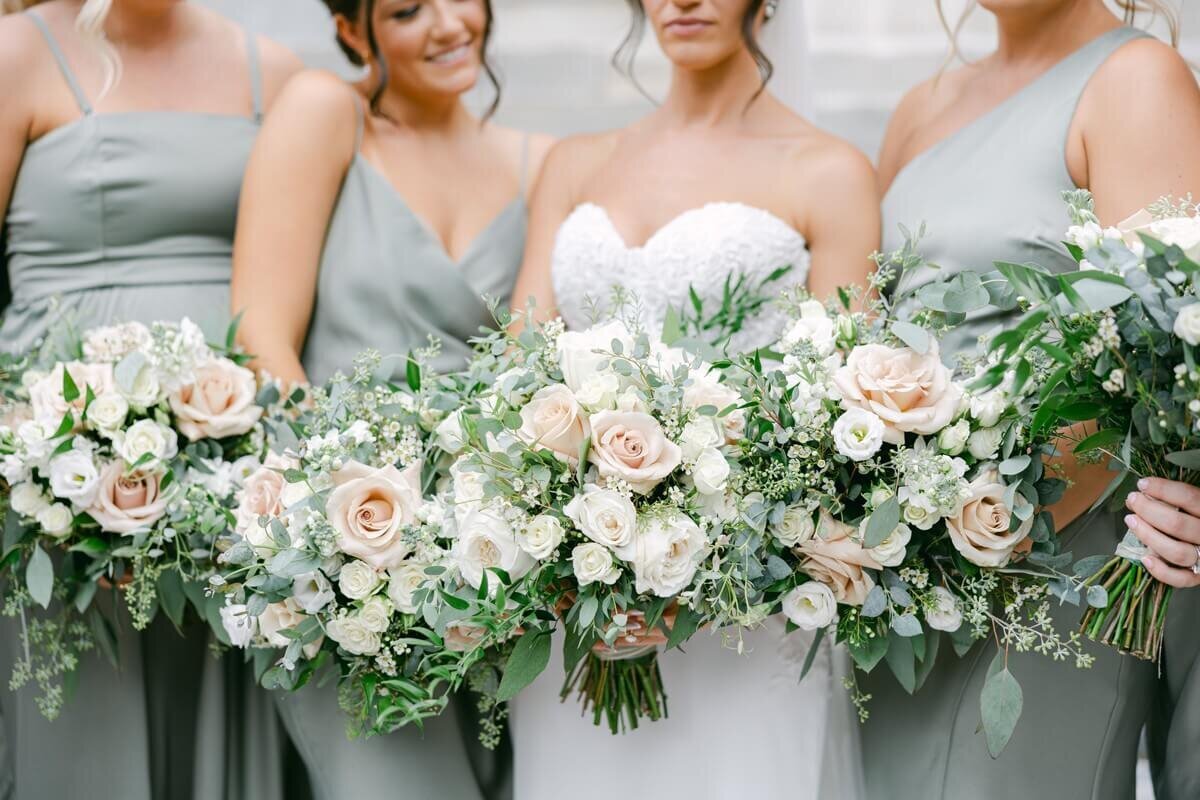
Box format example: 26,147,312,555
199,0,1198,160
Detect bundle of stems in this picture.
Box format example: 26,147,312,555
560,651,667,734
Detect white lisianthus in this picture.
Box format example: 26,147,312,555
115,419,179,467
48,450,101,507
357,596,393,633
575,370,622,410
17,420,55,466
292,572,335,614
937,419,971,456
36,503,74,538
691,448,730,496
326,613,382,656
925,586,964,632
782,582,838,630
9,482,51,517
387,563,429,614
338,560,382,600
832,408,886,461
563,486,638,559
571,542,621,586
967,427,1005,461
435,411,468,454
862,521,912,567
85,392,129,434
776,506,816,547
518,514,565,560
220,603,257,648
452,509,535,592
631,513,708,597
1174,303,1200,346
679,418,723,463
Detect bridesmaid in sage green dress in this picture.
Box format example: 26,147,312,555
0,2,300,798
231,1,551,798
860,2,1200,798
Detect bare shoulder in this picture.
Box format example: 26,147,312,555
535,129,622,195
253,34,305,107
1086,35,1197,107
784,130,877,198
0,12,55,122
259,69,361,163
273,69,361,121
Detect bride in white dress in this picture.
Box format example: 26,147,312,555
507,1,879,797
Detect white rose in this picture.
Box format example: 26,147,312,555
925,586,964,632
220,603,257,648
683,371,744,443
450,459,486,523
776,506,816,547
9,482,50,517
357,596,393,633
1174,303,1200,346
575,371,622,410
967,426,1005,461
36,503,74,538
452,509,535,592
900,493,939,531
435,411,468,454
631,513,708,597
691,448,730,496
48,450,101,507
679,418,723,463
780,302,836,355
257,600,308,648
563,486,638,559
571,542,621,586
115,419,179,466
326,614,381,656
338,560,382,600
292,572,335,615
116,359,162,408
968,390,1008,428
862,520,912,568
782,582,838,631
1129,215,1200,261
937,419,971,455
519,514,565,560
557,320,635,395
387,563,429,614
832,408,886,461
85,392,129,434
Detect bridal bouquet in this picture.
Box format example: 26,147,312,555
727,275,1098,755
0,319,270,719
442,309,762,733
211,350,516,741
977,191,1200,663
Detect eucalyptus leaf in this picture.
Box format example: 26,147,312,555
1086,584,1109,609
26,544,53,609
890,613,922,638
891,321,931,354
864,496,901,548
496,630,552,702
861,585,887,618
980,655,1023,758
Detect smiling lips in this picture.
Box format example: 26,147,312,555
427,42,472,65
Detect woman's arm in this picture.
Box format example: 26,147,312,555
231,70,359,385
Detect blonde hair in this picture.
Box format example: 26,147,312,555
3,0,119,97
1,0,49,13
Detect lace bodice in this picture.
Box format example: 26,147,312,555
551,202,810,351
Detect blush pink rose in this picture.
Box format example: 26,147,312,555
833,343,961,444
797,512,883,606
169,359,263,441
946,466,1035,568
518,384,590,463
587,411,682,494
325,460,424,569
87,462,169,534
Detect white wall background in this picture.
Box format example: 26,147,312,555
200,0,1197,159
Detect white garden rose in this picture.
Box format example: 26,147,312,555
387,563,429,614
945,467,1034,567
571,542,620,586
338,560,382,600
450,459,486,523
575,371,622,410
1174,303,1200,346
862,520,912,568
782,582,838,631
517,384,590,462
452,509,535,592
9,482,50,517
967,426,1005,461
435,410,468,454
115,419,179,466
899,491,939,531
36,503,74,538
1119,210,1200,261
833,343,962,443
557,320,635,395
775,506,816,547
357,596,393,633
925,586,964,632
48,450,101,507
679,418,723,463
563,485,637,558
326,613,382,656
683,371,744,443
780,301,836,355
115,357,162,409
937,419,971,456
292,572,335,614
588,410,682,494
691,448,730,496
831,408,885,461
968,389,1008,428
85,392,129,434
220,603,257,648
518,514,565,560
631,512,708,597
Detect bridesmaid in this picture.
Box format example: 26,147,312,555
230,1,551,798
0,1,300,798
860,2,1200,798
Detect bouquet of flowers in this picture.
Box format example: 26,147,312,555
442,307,764,734
727,268,1099,756
977,191,1200,663
211,349,516,742
0,318,271,718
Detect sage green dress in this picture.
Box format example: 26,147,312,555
0,14,289,800
862,27,1161,800
275,101,526,800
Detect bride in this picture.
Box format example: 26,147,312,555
507,1,879,797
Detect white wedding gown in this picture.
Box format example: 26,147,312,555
510,201,865,800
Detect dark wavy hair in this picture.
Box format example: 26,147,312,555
322,0,501,119
615,0,773,103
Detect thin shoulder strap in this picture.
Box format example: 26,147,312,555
243,27,264,123
26,11,93,115
518,133,531,196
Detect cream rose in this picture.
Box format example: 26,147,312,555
967,427,1004,460
780,302,836,355
571,542,621,586
36,503,74,538
833,343,962,444
85,392,129,434
518,514,565,560
327,613,381,656
775,506,816,547
387,563,429,614
435,410,468,454
258,600,308,648
169,358,263,441
945,466,1034,567
863,521,912,568
588,410,681,494
29,362,114,425
683,371,744,443
925,586,964,632
797,513,882,606
563,485,637,558
679,418,723,463
1175,303,1200,346
557,321,635,395
357,596,393,633
115,419,179,467
782,582,838,630
234,453,294,547
452,509,535,592
326,460,424,569
518,384,590,462
1119,209,1200,260
115,356,162,409
631,512,708,597
691,448,730,496
87,463,170,534
338,559,382,600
